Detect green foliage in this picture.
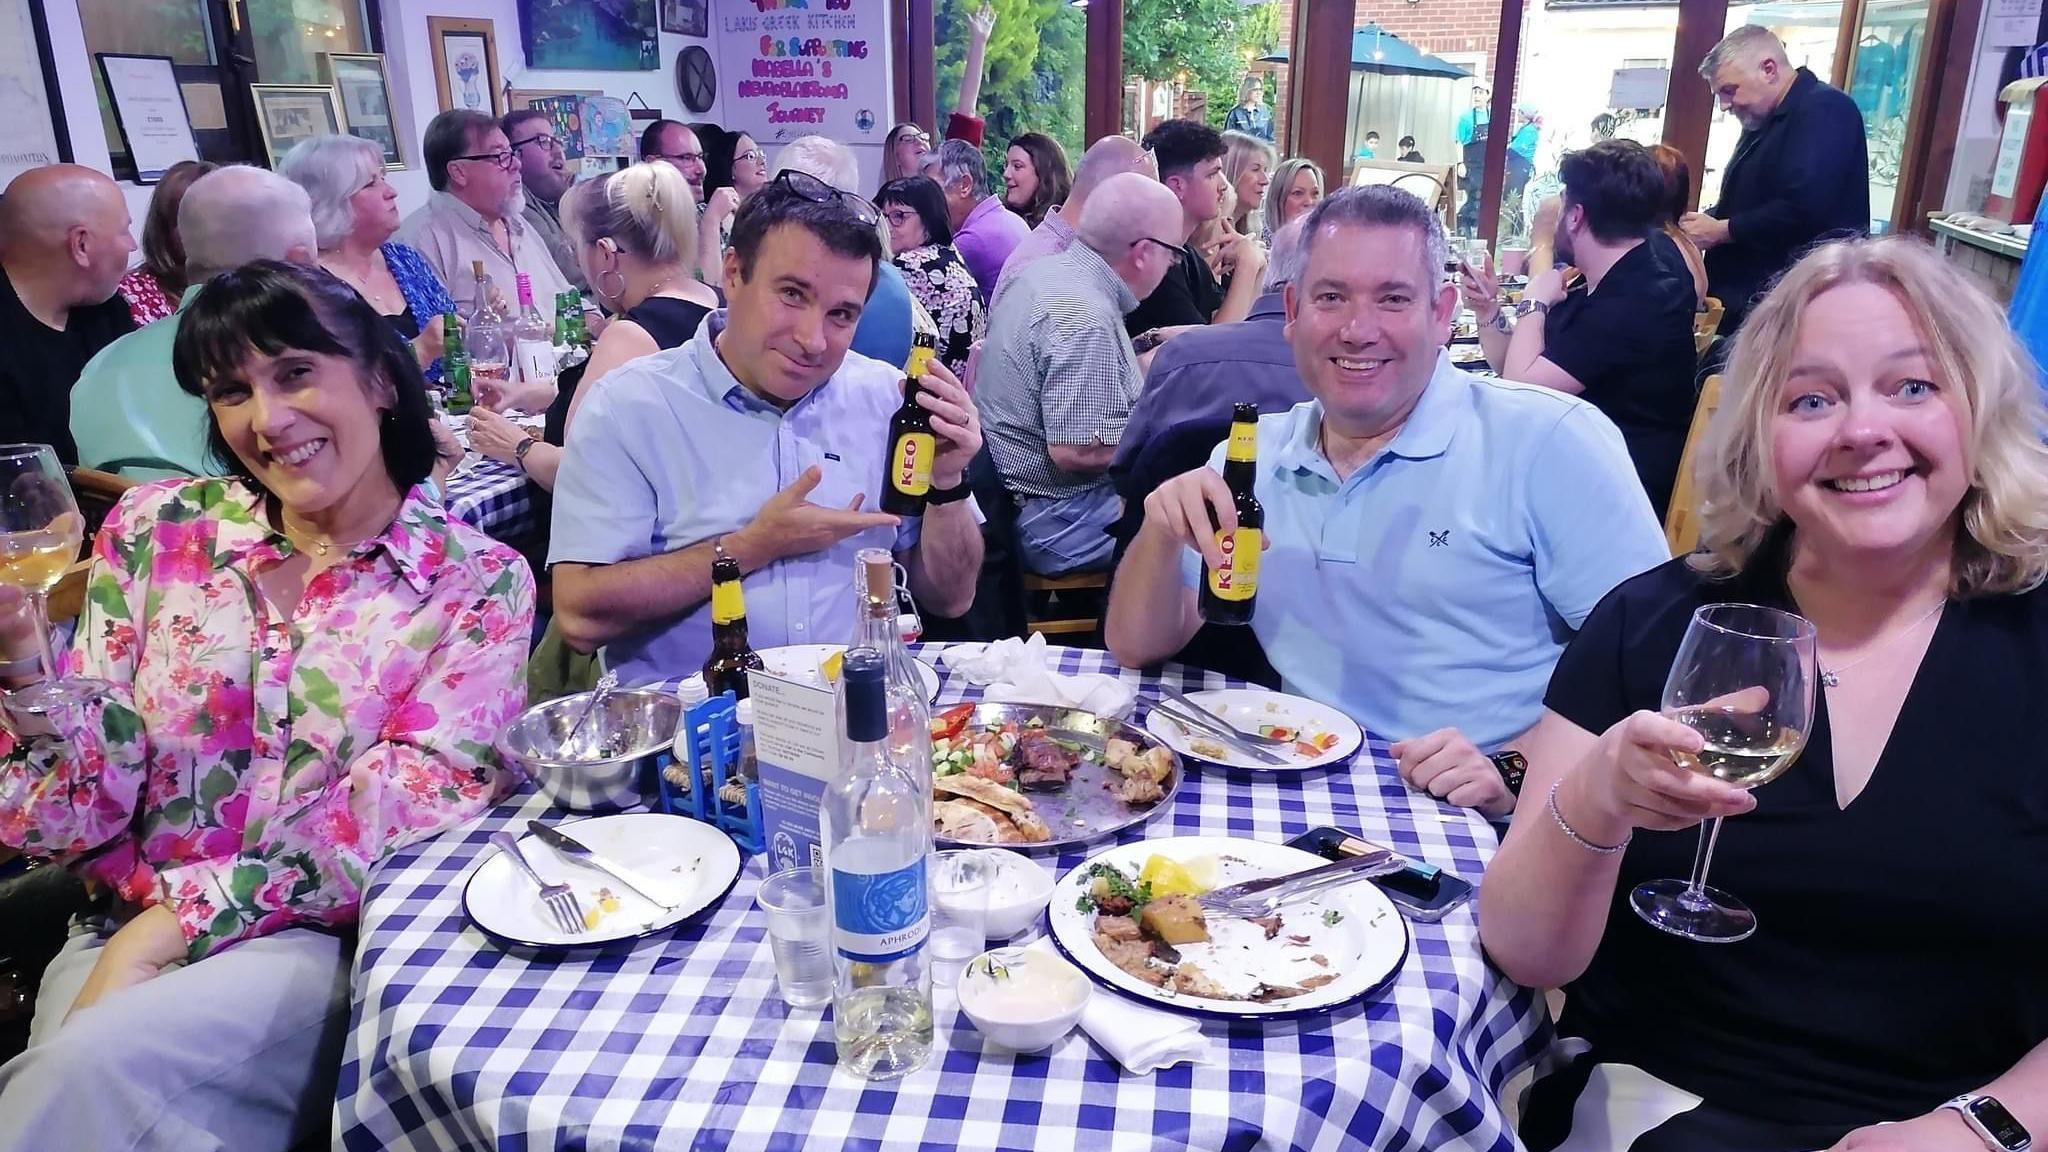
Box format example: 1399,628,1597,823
1124,0,1281,130
934,0,1087,180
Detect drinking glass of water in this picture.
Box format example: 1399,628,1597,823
1630,603,1816,943
930,851,990,965
757,866,833,1009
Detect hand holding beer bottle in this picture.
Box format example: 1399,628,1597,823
1199,403,1264,625
1139,403,1269,621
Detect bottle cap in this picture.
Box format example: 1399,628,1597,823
735,698,754,725
675,673,709,706
842,649,888,742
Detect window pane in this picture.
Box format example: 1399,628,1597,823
936,0,1085,186
248,0,370,84
1847,0,1927,232
1698,2,1842,212
1495,1,1681,244
1123,0,1283,140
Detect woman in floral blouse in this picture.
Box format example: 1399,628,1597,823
0,261,532,1152
877,176,986,376
114,159,217,326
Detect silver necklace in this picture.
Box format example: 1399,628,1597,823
1818,599,1946,688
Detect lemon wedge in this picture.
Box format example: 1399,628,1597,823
818,649,845,684
1139,854,1215,898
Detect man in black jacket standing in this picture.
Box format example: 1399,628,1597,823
1680,25,1868,330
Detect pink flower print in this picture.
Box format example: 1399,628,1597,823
216,790,250,831
200,680,255,754
152,518,214,585
381,698,440,742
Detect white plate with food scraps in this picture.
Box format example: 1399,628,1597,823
462,812,741,949
755,643,941,702
1143,689,1363,772
1046,835,1409,1019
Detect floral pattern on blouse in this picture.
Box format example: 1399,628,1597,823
116,267,177,328
0,478,534,960
892,244,987,376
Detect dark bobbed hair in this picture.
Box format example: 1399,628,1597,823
138,159,219,293
1005,133,1071,228
1557,139,1667,246
172,260,437,493
1141,118,1227,182
424,109,498,192
875,176,953,247
726,181,883,297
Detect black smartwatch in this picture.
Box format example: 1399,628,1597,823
1488,750,1527,796
926,478,972,506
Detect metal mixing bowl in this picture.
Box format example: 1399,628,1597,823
498,687,682,812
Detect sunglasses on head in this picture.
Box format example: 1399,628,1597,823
773,169,880,227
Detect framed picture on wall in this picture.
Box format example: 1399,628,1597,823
429,16,503,116
661,0,708,38
0,0,70,189
250,84,342,169
323,53,403,170
96,53,201,184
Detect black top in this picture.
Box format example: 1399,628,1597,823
1706,67,1870,327
1541,232,1699,518
1542,551,2048,1145
542,294,710,447
0,268,135,464
1124,244,1224,337
384,304,421,343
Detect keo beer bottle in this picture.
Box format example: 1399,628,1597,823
879,333,940,517
702,555,765,700
1199,403,1264,625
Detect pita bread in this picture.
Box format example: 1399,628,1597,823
935,800,1003,844
933,775,1052,843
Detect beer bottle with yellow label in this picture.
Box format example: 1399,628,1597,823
880,333,940,517
702,554,765,699
1199,403,1264,626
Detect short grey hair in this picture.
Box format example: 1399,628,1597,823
1699,24,1788,79
1261,217,1308,293
179,165,317,281
771,135,860,194
276,134,381,250
1076,171,1181,254
930,139,987,199
1298,184,1448,290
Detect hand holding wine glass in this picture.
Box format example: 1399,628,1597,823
0,443,109,717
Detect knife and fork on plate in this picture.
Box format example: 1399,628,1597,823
496,820,679,934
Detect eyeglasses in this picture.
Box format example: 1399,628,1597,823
511,133,564,155
881,208,920,226
1134,235,1182,258
736,148,765,165
652,150,706,165
454,150,515,171
773,169,880,227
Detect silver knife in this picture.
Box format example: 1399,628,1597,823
525,820,677,910
1153,700,1289,766
1198,848,1405,917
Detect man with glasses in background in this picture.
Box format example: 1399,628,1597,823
639,119,709,201
975,172,1185,576
504,108,586,292
400,109,573,320
548,172,985,685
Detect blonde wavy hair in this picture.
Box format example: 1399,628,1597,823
1690,236,2048,597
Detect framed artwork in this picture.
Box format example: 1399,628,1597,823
661,0,708,38
96,53,201,184
519,0,659,71
323,53,402,170
429,16,503,116
0,0,69,188
250,84,342,169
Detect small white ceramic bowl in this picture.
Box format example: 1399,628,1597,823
979,849,1055,940
956,947,1090,1053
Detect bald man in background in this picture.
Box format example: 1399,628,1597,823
0,165,136,462
992,135,1153,306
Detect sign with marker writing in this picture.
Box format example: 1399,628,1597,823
714,0,887,148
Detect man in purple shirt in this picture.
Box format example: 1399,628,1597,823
926,139,1028,302
993,134,1152,308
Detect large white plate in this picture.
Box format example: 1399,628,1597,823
462,812,741,949
756,643,941,702
1047,836,1409,1019
1143,689,1363,772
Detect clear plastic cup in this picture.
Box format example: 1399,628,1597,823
757,866,833,1009
930,850,991,964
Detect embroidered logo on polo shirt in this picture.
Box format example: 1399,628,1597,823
1428,530,1450,548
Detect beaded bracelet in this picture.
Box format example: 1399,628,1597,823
1547,780,1631,855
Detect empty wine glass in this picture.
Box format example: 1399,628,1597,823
0,444,108,715
1630,602,1817,943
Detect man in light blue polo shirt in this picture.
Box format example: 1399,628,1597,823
549,175,986,687
1106,185,1667,818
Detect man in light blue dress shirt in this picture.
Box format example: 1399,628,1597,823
1106,186,1668,819
549,176,985,687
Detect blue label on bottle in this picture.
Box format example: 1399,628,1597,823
831,858,929,963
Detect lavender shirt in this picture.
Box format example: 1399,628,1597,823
991,207,1078,309
952,195,1031,303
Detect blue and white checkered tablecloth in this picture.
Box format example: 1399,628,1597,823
442,457,538,542
336,646,1550,1152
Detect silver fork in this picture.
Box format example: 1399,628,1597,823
1159,686,1291,747
491,831,584,934
1196,849,1405,919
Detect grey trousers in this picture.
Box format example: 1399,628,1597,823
0,914,351,1152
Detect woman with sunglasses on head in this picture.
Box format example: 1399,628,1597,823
0,260,532,1152
876,175,985,376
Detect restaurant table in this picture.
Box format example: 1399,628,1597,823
336,645,1551,1152
442,456,539,542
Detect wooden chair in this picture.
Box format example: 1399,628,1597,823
1022,570,1108,639
46,560,92,627
64,466,136,548
1663,374,1723,557
1694,297,1726,358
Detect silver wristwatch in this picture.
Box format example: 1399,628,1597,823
1946,1094,2032,1151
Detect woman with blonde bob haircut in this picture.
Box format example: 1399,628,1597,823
1476,236,2048,1151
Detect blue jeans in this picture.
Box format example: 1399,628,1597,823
1016,487,1122,576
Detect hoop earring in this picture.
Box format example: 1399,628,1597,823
597,267,627,307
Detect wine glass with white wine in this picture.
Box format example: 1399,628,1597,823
0,444,109,715
1630,602,1817,944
